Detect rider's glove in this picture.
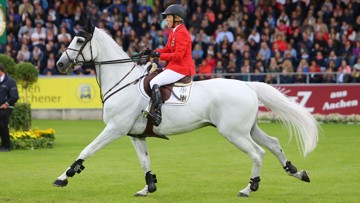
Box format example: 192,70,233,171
141,48,152,55
150,51,160,58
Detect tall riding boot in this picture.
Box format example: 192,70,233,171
148,84,162,126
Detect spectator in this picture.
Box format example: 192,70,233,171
351,62,360,82
272,33,287,52
16,44,31,63
323,68,336,83
215,22,234,44
309,60,323,83
213,61,226,78
31,22,46,47
248,28,260,44
58,0,75,21
74,5,87,26
280,68,294,84
297,59,310,73
42,59,58,76
19,0,34,21
57,26,72,45
250,67,264,83
192,43,204,59
240,59,251,81
18,17,33,41
198,59,212,80
294,66,307,83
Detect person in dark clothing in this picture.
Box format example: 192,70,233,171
0,63,19,152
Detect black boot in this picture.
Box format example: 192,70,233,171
147,84,162,126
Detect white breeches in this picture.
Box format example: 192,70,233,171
150,69,185,88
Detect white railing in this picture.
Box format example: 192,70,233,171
193,72,355,84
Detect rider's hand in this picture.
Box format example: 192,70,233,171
150,51,160,58
141,48,152,55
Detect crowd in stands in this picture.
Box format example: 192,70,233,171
2,0,360,83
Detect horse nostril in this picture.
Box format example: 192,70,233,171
57,62,63,68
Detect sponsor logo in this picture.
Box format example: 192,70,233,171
76,83,96,103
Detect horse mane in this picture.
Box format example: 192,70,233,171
94,28,130,59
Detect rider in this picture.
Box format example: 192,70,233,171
148,4,196,126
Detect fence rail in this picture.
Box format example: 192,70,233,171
193,72,357,84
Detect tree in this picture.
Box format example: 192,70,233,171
14,62,39,103
0,54,16,76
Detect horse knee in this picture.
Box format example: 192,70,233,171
251,150,265,167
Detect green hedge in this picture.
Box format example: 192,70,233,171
10,103,31,131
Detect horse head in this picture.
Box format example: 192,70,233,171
56,20,97,74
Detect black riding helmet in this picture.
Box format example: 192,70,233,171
161,4,186,28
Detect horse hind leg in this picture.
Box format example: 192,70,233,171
219,129,265,197
251,124,310,182
130,137,157,196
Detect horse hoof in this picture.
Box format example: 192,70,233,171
237,192,249,197
53,179,68,187
134,192,147,197
300,170,310,182
134,185,149,196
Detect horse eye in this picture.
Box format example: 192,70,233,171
77,38,85,43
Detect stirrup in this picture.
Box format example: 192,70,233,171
147,111,162,127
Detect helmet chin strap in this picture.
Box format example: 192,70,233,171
171,14,182,28
172,14,176,28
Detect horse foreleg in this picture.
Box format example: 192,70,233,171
53,125,125,187
251,124,310,182
130,137,157,196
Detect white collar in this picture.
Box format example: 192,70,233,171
173,24,181,32
0,74,5,83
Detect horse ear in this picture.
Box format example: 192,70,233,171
85,18,95,34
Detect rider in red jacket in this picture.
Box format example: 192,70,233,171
148,4,195,126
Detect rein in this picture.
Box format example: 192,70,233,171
92,55,150,103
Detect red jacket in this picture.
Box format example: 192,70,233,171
156,24,195,76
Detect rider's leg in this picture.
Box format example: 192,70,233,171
148,69,185,126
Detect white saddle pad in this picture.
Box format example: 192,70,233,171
139,78,193,106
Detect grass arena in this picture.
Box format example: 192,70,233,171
1,120,358,203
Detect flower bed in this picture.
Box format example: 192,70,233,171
9,128,55,150
258,113,360,124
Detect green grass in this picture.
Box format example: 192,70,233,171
1,120,359,203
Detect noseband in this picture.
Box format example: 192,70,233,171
63,30,95,69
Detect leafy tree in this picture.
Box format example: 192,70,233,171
0,54,16,76
14,62,39,103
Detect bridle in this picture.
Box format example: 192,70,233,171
61,29,149,104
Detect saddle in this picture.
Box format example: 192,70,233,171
128,67,192,140
143,69,192,101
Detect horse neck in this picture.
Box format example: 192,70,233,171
92,28,141,93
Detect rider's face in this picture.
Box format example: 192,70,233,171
165,15,173,28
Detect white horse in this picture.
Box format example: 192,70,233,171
53,21,319,197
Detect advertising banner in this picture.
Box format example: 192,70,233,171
18,77,102,109
18,78,359,114
259,84,360,115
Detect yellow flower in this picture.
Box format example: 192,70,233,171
10,128,55,139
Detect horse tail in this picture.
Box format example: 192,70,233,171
247,82,319,157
